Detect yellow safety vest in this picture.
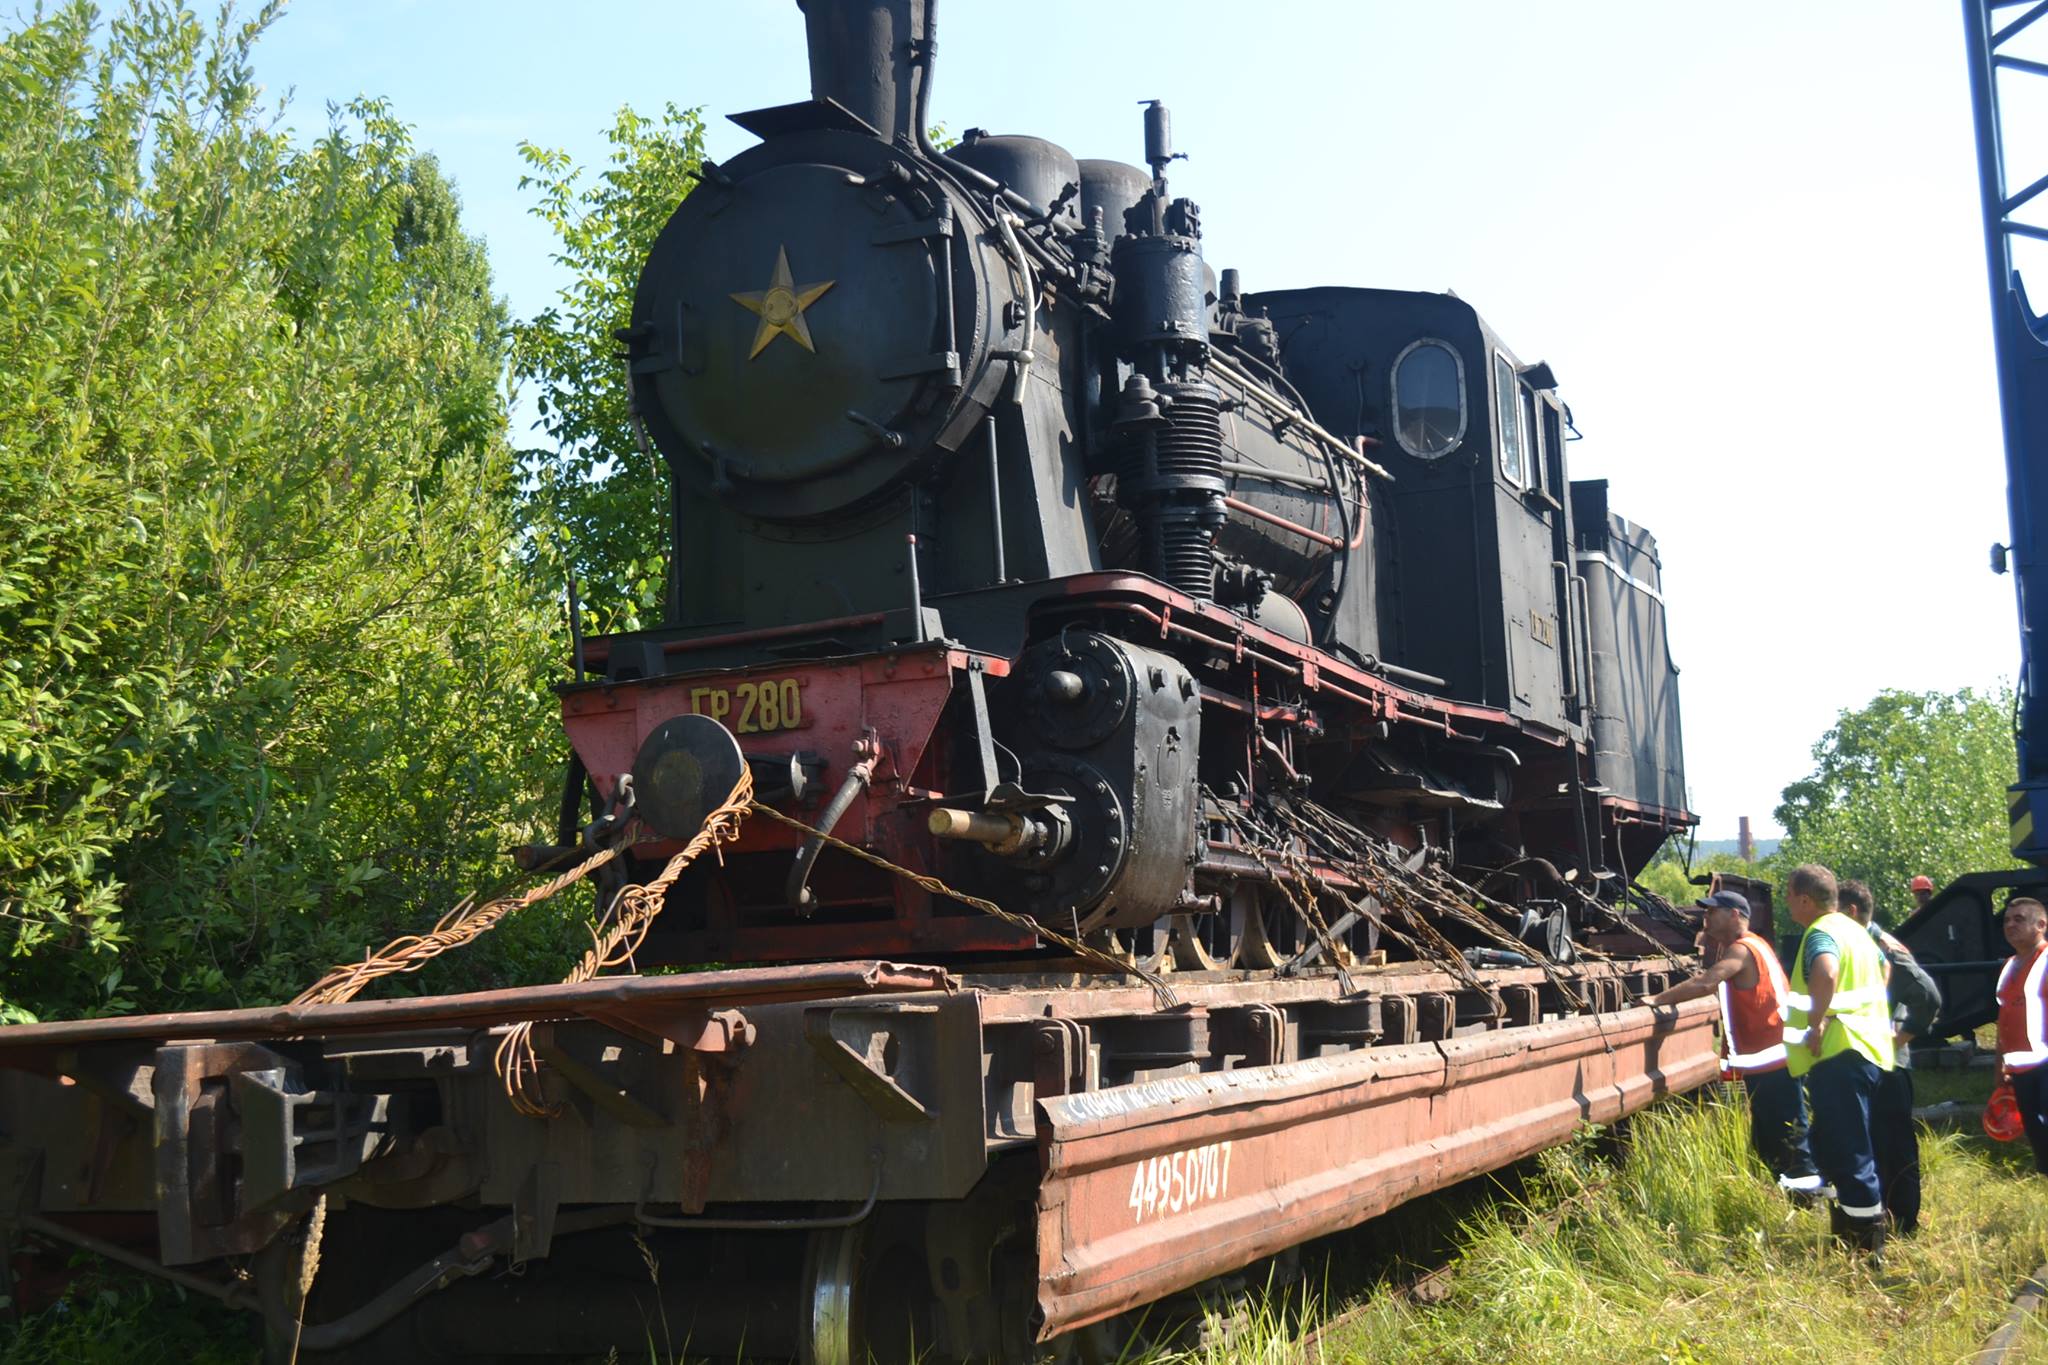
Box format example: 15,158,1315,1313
1786,910,1894,1076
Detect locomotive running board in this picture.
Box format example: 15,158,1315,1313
1030,997,1718,1339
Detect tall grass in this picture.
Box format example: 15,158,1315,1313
1147,1089,2048,1365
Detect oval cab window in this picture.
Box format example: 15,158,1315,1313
1392,339,1465,460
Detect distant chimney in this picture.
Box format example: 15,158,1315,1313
1738,816,1754,863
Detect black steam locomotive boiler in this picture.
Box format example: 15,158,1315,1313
562,0,1691,973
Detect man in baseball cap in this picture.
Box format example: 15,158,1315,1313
1648,889,1822,1193
1910,876,1936,912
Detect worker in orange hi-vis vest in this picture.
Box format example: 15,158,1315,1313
1997,896,2048,1175
1648,890,1823,1194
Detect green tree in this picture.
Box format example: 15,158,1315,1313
1775,686,2020,925
511,105,707,634
0,2,562,1017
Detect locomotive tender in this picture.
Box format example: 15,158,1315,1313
0,3,1713,1361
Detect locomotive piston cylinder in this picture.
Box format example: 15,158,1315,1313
928,805,1065,858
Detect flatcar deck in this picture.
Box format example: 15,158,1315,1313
0,955,1714,1360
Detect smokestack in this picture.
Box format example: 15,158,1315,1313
1737,816,1754,863
798,0,930,145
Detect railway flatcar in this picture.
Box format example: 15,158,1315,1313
0,3,1714,1360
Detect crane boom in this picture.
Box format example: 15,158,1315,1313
1965,0,2048,863
1889,5,2048,1038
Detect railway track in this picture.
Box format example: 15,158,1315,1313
1973,1262,2048,1365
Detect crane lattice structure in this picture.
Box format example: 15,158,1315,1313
1966,0,2048,862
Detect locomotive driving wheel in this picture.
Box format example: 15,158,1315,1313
1092,915,1178,974
1184,885,1282,970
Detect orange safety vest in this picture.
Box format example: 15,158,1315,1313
1999,943,2048,1073
1716,931,1791,1077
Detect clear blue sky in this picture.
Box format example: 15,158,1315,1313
251,0,2048,839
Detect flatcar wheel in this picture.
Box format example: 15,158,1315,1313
798,1212,939,1365
798,1223,863,1365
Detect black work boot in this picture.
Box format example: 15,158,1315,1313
1829,1204,1850,1244
1849,1214,1887,1265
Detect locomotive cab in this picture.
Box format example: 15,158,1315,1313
1253,287,1591,739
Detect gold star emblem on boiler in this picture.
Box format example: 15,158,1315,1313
729,246,835,359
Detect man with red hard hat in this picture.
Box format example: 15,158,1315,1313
1996,897,2048,1174
1910,875,1936,913
1648,889,1822,1192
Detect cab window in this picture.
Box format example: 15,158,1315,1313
1495,353,1525,485
1522,386,1544,493
1391,339,1465,460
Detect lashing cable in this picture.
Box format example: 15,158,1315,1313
296,761,1179,1117
495,765,757,1116
292,843,632,1007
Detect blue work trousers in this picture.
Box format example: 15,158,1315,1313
1804,1051,1884,1217
1740,1067,1817,1180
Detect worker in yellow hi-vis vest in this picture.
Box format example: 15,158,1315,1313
1784,863,1895,1258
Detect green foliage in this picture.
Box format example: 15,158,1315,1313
1775,686,2020,924
1635,847,1780,911
510,104,706,633
0,1267,255,1364
0,2,562,1018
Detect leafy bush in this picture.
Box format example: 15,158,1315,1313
0,2,563,1018
0,1268,255,1365
512,104,706,634
1634,848,1779,913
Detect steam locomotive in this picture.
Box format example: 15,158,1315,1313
560,0,1692,970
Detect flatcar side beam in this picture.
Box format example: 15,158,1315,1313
1030,997,1718,1339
